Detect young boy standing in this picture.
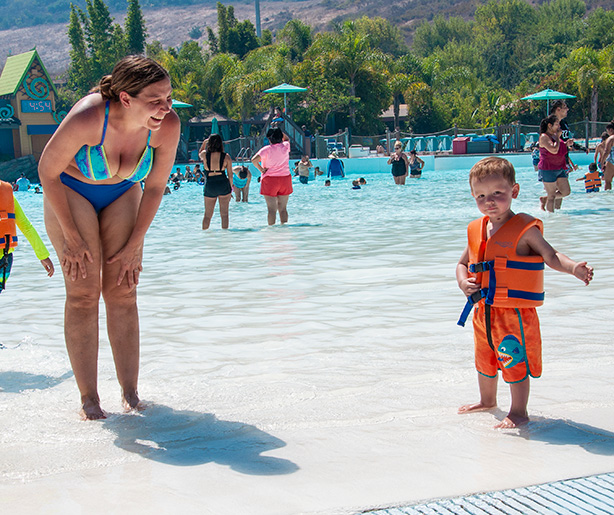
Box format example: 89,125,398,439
456,157,593,429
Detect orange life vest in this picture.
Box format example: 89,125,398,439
458,213,544,326
584,171,601,190
0,181,18,253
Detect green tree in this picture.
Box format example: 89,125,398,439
83,0,116,79
558,45,614,135
67,4,93,96
474,0,537,88
353,16,408,57
125,0,147,55
412,15,474,58
278,19,312,62
581,8,614,50
227,20,259,58
306,21,386,129
207,27,219,54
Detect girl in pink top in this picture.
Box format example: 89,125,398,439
251,128,294,225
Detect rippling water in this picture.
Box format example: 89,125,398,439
2,165,613,486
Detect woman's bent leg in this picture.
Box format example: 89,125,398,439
554,177,571,210
44,189,104,420
99,185,143,412
542,182,559,213
218,193,232,229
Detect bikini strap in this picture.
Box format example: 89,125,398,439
146,130,152,146
206,151,211,171
100,101,110,144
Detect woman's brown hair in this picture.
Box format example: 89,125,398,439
93,55,170,102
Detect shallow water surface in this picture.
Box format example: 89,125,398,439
2,166,613,512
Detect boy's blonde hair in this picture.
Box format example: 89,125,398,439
469,157,516,188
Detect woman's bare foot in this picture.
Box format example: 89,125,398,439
494,413,529,429
80,397,106,420
122,391,146,413
458,401,496,414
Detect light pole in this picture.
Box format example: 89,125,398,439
255,0,261,38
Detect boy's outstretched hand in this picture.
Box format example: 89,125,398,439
573,262,593,285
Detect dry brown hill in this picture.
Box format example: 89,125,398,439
0,0,371,76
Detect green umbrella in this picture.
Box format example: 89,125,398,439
263,83,308,115
171,99,193,108
521,89,576,115
211,117,219,135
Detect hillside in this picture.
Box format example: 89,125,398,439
0,0,611,76
0,0,365,75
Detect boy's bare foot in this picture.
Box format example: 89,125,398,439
494,413,529,429
539,197,546,211
80,398,106,420
122,391,146,413
458,401,496,414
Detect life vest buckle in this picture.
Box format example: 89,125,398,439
469,261,492,273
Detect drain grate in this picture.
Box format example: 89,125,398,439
363,472,614,514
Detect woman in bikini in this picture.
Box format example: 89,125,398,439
39,56,180,420
199,134,233,229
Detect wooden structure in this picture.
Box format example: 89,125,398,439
0,49,65,162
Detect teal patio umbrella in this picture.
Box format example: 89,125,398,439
211,117,219,135
521,89,576,115
172,99,193,108
263,83,308,115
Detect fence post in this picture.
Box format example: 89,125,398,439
386,127,391,153
454,124,458,138
585,118,589,148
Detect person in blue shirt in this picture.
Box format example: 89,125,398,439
327,152,345,178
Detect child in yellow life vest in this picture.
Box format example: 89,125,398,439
0,180,54,293
576,162,602,193
456,157,593,429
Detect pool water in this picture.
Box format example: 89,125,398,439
2,165,614,513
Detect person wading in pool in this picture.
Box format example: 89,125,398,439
39,56,180,420
388,141,409,184
251,127,293,225
199,134,233,229
537,114,572,212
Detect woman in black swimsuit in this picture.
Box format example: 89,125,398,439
199,134,233,229
387,141,409,184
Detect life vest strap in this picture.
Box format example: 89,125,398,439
0,236,18,246
457,289,487,327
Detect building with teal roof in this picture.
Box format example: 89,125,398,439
0,49,65,162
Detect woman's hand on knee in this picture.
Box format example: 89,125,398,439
62,237,93,281
107,244,143,290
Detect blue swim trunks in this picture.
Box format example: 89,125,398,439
538,169,568,183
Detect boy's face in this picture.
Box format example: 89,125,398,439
471,175,519,221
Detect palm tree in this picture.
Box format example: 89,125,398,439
559,45,614,136
307,21,383,128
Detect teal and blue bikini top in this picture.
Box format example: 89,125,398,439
74,101,154,183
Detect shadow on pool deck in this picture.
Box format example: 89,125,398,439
0,370,73,393
103,403,300,476
514,417,614,456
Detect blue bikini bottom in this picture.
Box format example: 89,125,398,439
60,173,136,214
